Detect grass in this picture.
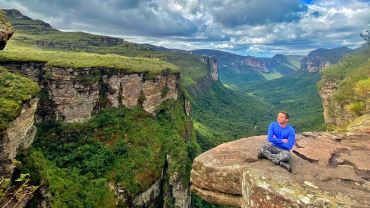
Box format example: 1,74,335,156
0,41,179,74
5,10,210,88
0,66,39,130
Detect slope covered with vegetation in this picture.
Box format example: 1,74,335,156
0,66,39,130
0,42,178,74
18,99,200,207
191,81,274,150
319,44,370,125
4,9,208,89
234,72,326,132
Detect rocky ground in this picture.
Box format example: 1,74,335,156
190,130,370,207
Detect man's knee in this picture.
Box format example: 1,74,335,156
277,151,291,162
259,144,272,155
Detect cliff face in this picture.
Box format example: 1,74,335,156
300,47,352,72
318,78,355,127
187,56,218,97
0,11,13,50
0,11,38,182
0,98,38,177
318,45,369,130
190,133,370,207
3,62,179,122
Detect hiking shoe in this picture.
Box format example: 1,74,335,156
279,161,292,172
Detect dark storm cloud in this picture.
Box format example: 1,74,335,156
1,0,200,36
207,0,307,27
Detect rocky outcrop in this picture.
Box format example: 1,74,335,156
190,132,370,207
318,78,355,127
196,56,218,81
3,62,179,122
166,155,191,208
0,10,13,50
186,56,218,97
0,98,38,177
300,47,352,72
244,57,269,73
109,154,191,208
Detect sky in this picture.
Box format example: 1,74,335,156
1,0,369,57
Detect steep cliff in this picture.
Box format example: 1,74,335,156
318,45,370,130
0,59,195,208
184,56,218,97
2,61,179,122
0,14,40,206
301,46,352,72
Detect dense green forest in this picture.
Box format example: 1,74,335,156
230,72,326,132
17,100,200,207
191,81,273,151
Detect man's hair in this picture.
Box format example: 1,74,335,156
279,111,289,119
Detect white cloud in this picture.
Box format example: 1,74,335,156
0,0,369,56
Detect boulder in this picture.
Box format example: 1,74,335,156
190,132,370,207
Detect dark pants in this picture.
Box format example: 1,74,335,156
259,143,291,164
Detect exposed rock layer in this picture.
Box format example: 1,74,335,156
300,46,352,72
0,98,38,177
0,11,13,50
191,132,370,207
2,62,179,122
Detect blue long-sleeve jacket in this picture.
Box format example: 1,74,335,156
267,122,295,150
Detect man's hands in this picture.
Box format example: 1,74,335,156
282,139,288,143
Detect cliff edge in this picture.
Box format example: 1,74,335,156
190,132,370,207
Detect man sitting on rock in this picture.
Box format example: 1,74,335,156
258,112,295,172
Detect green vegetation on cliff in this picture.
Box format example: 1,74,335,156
0,42,179,74
18,99,200,207
0,66,39,130
4,9,209,88
233,72,326,132
320,46,370,116
191,81,273,150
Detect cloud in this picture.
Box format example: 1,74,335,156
208,0,307,27
0,0,369,56
1,0,200,36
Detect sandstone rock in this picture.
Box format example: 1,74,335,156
0,11,13,50
319,78,355,127
166,155,191,208
346,114,370,136
0,98,38,177
190,133,370,207
3,63,180,122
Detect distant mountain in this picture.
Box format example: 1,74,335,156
192,49,303,85
300,46,353,72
